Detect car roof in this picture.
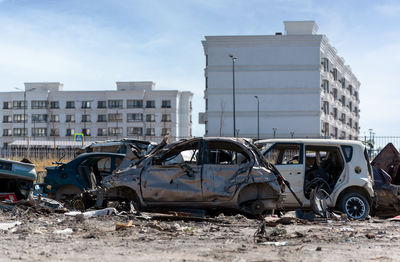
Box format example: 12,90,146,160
75,152,126,159
255,138,365,147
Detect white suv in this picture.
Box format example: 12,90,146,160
256,139,374,219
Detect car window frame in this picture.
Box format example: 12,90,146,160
263,143,304,165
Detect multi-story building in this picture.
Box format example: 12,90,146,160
201,21,360,139
0,81,193,147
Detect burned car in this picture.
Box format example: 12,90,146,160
256,139,375,219
0,159,37,201
98,137,285,216
371,143,400,217
43,153,125,200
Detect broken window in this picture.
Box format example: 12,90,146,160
153,141,199,166
205,141,250,165
304,145,344,199
264,144,302,165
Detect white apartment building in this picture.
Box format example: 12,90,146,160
201,21,360,140
0,81,193,147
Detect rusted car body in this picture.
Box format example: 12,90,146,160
101,137,284,216
371,143,400,216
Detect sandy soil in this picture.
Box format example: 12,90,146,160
0,206,399,262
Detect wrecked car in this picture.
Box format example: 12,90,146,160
0,159,37,201
256,139,375,219
43,153,125,200
97,137,285,216
370,143,400,217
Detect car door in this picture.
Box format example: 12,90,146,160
264,143,305,207
141,139,203,202
202,140,253,202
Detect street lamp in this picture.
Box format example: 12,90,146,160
229,54,237,137
15,87,35,144
254,96,260,140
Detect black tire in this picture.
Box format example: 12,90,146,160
338,192,370,220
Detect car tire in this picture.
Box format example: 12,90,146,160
338,192,370,220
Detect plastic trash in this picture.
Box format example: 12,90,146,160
0,221,21,230
54,228,73,234
65,207,117,218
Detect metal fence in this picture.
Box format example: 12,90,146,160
358,136,400,159
0,147,79,162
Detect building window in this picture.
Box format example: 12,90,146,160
108,127,122,136
161,100,171,108
322,80,329,93
146,114,155,122
161,128,171,136
127,100,143,108
13,128,27,137
322,122,329,137
97,128,107,136
333,108,338,119
145,128,155,136
66,101,75,109
66,128,75,136
31,100,48,109
340,95,345,107
3,102,12,109
146,100,155,108
322,101,329,115
82,128,91,136
32,128,47,137
340,113,346,124
332,68,338,81
32,114,48,123
108,113,122,122
333,88,338,100
66,115,75,123
322,58,329,72
341,78,346,89
161,114,171,122
50,128,59,136
127,113,143,122
82,114,91,122
3,115,12,123
108,100,123,109
97,114,107,122
349,118,353,128
13,101,26,109
81,101,92,109
348,101,353,112
97,101,107,109
50,101,60,109
127,127,142,136
348,85,353,95
50,115,59,123
13,114,27,123
190,101,192,110
3,129,12,136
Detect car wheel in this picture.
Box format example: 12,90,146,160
339,192,370,220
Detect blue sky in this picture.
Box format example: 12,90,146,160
0,0,399,137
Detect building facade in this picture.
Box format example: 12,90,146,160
201,21,360,139
0,81,193,147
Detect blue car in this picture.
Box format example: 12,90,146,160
43,152,125,200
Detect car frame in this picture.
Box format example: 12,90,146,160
256,139,375,219
99,137,285,216
43,152,125,200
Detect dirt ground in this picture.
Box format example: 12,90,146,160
1,206,400,262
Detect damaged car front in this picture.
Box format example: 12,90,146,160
99,137,285,216
0,159,37,201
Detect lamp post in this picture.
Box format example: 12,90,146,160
273,127,277,138
229,54,237,137
254,96,260,140
15,87,35,144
